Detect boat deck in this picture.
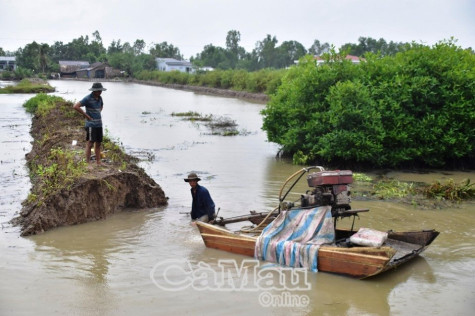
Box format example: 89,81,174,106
384,238,421,261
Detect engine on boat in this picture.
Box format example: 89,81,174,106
300,170,353,217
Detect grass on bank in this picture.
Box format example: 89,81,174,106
136,68,285,95
0,78,55,94
27,147,88,205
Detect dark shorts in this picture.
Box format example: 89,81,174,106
85,127,103,143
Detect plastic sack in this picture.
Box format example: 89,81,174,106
349,227,388,247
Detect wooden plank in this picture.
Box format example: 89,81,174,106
317,256,386,278
318,247,393,278
322,246,396,257
201,233,256,257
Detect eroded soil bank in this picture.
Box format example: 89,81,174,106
11,97,168,236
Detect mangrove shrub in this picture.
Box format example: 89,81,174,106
135,68,285,95
261,41,475,168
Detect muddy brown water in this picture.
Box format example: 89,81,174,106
1,80,474,315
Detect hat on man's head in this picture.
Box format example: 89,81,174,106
184,172,201,182
89,82,107,91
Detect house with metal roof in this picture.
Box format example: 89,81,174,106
59,60,90,77
156,58,195,73
0,56,16,71
76,62,124,79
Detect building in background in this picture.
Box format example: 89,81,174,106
0,56,16,71
59,61,90,78
59,61,124,78
156,58,194,73
76,62,124,79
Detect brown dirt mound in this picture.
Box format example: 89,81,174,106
12,98,168,236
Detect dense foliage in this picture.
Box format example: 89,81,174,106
2,30,420,78
340,37,408,57
136,68,285,94
262,41,475,168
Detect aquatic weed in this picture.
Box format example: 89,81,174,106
372,179,417,199
422,179,474,201
171,111,201,117
353,173,373,182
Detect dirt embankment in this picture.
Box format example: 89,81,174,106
132,79,269,103
12,99,168,236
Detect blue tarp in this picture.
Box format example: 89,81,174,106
255,206,335,272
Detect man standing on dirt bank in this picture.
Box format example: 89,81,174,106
73,82,106,165
184,173,216,223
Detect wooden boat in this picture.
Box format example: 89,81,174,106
196,221,439,279
196,166,439,279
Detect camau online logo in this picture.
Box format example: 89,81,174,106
150,259,311,308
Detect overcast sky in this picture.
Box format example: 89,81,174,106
1,0,474,58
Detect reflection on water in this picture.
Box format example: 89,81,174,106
0,80,474,315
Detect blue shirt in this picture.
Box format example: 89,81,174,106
190,185,215,219
79,93,103,128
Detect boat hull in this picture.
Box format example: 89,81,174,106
195,221,439,279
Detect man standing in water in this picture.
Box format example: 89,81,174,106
73,82,106,165
184,173,216,223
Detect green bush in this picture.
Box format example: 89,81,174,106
199,70,221,87
264,69,286,95
135,68,286,94
14,67,34,79
261,41,475,168
231,70,249,91
1,71,13,80
23,93,64,114
313,80,385,164
220,70,234,89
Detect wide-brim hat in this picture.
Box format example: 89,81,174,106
184,172,201,182
89,82,107,91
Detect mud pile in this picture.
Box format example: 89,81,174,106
12,98,168,236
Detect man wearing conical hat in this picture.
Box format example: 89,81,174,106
73,82,107,166
184,172,216,223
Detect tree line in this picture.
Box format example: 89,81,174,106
1,30,415,77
